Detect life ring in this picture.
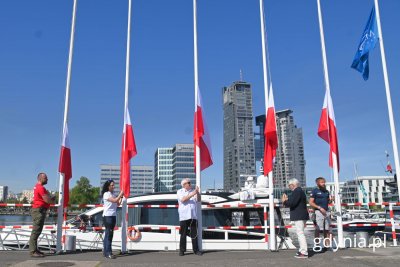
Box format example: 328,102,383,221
127,226,141,241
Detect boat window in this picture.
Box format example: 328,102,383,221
140,208,180,225
203,209,232,227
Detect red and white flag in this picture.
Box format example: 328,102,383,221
58,123,72,208
387,163,393,173
318,89,340,171
263,84,278,175
194,88,213,171
120,108,137,198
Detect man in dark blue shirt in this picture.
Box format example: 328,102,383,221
309,177,332,251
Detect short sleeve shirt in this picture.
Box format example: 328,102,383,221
177,188,198,221
103,192,117,217
32,183,50,209
310,188,330,210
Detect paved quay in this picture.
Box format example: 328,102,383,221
2,248,400,267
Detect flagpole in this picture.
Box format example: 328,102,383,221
120,0,133,254
259,0,276,251
56,0,77,253
193,0,203,251
316,0,344,248
374,0,400,202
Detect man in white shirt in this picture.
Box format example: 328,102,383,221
177,178,202,256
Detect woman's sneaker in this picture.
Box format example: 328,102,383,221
294,252,308,259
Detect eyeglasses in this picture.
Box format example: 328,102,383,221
183,182,191,185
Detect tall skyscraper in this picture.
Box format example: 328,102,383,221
155,144,195,192
223,81,256,192
255,110,306,187
254,115,266,162
172,144,195,191
100,164,154,196
154,148,173,192
0,186,8,202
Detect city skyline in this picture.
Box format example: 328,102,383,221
1,0,399,193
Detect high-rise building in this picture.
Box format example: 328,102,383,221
100,164,154,196
223,81,256,192
255,110,306,188
155,144,195,192
172,144,195,191
0,186,8,202
154,148,173,192
254,115,266,162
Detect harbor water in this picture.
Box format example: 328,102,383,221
0,214,57,226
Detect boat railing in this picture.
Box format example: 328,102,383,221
1,201,400,248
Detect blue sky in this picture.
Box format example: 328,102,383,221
0,0,399,193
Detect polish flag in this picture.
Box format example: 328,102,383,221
120,108,137,198
58,124,72,208
318,89,340,171
194,88,213,171
387,163,393,173
263,84,278,175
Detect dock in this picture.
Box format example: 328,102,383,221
2,247,400,267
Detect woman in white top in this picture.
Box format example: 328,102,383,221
101,179,123,259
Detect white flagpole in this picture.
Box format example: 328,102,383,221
56,0,77,253
259,0,276,251
121,0,133,254
374,0,400,202
316,0,344,248
193,0,203,252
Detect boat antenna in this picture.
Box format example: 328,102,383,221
240,69,243,81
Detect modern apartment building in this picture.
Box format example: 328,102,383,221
100,164,154,196
155,144,195,192
341,176,391,204
0,186,8,202
223,81,256,191
254,110,306,187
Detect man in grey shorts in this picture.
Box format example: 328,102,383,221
309,177,332,251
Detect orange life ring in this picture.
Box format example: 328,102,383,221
127,226,141,241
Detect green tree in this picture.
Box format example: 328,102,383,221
69,177,100,208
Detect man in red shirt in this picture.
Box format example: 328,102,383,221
29,173,53,257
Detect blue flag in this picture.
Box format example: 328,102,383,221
351,7,378,80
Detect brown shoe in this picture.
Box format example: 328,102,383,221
30,252,45,257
